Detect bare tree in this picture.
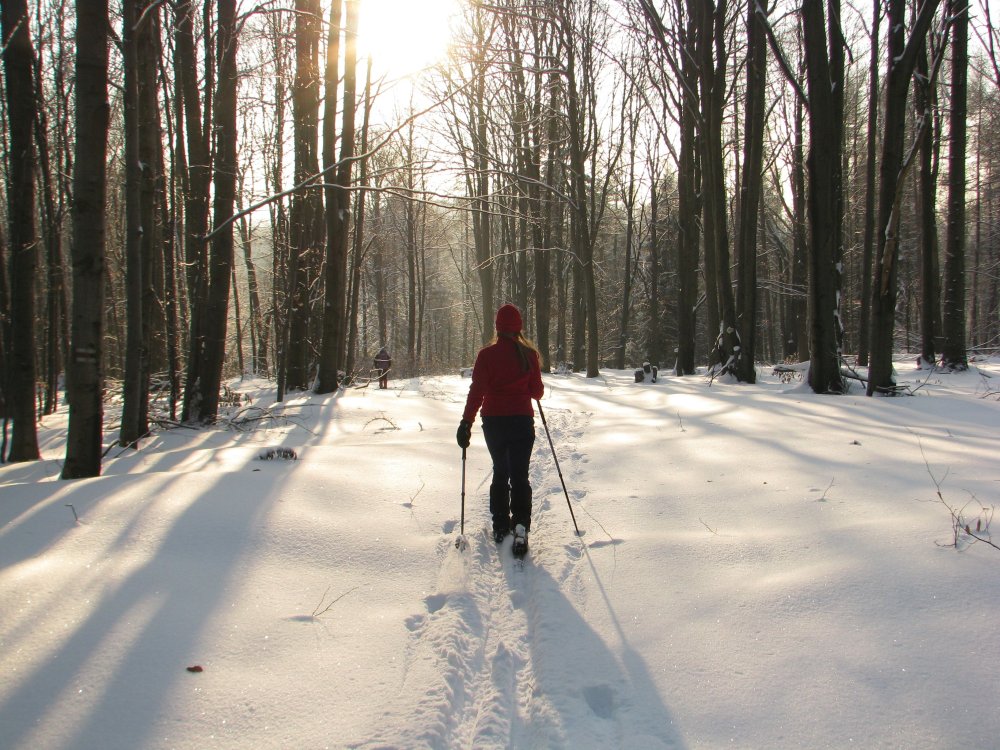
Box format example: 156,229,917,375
636,0,701,375
734,0,769,383
941,0,970,370
63,0,110,479
692,0,741,378
801,0,847,393
121,0,160,446
32,1,71,417
317,0,360,393
284,0,325,392
868,0,942,394
856,0,881,367
2,0,41,461
193,0,239,421
177,0,214,420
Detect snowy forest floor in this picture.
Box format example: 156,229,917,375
2,357,999,749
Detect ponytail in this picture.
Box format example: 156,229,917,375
494,330,540,372
514,334,539,373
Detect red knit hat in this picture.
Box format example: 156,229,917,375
495,303,523,333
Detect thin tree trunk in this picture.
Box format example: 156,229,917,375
857,0,881,367
563,12,599,377
941,0,969,369
915,42,940,366
790,88,809,362
617,111,638,371
32,35,69,417
345,58,373,379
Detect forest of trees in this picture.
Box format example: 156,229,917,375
2,0,999,476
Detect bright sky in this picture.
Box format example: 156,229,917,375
357,0,460,81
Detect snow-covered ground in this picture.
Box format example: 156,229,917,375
2,359,999,749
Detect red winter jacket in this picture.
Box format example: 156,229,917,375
462,336,544,424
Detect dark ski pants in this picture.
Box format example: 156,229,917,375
482,415,535,533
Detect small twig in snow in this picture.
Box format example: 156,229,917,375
913,431,998,553
364,413,399,431
312,585,361,619
406,480,425,507
818,477,835,502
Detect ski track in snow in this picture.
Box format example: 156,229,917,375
351,405,612,749
352,399,675,749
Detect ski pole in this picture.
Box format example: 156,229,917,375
456,446,468,550
536,401,581,536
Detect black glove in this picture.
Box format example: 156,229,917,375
456,420,472,449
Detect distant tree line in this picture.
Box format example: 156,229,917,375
2,0,999,475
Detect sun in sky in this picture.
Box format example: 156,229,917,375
356,0,461,80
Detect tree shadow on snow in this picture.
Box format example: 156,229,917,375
0,460,281,750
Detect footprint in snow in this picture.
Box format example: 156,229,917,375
424,593,447,614
583,684,617,720
404,614,425,632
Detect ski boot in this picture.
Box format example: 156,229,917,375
512,524,528,558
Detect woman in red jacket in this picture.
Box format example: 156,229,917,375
457,304,544,555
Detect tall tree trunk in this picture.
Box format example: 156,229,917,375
195,0,238,421
617,99,639,371
268,12,289,398
372,194,388,348
236,194,265,376
318,0,359,393
676,0,701,376
63,0,110,479
536,67,563,370
941,0,969,370
405,136,419,369
790,88,809,362
470,9,495,345
868,0,941,394
562,8,599,377
915,43,940,366
857,0,881,367
285,0,324,391
734,0,769,384
32,27,69,417
345,58,373,379
648,176,662,366
176,0,212,420
2,0,41,461
801,0,846,393
121,0,158,446
695,0,739,377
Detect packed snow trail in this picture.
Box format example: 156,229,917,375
350,400,678,750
